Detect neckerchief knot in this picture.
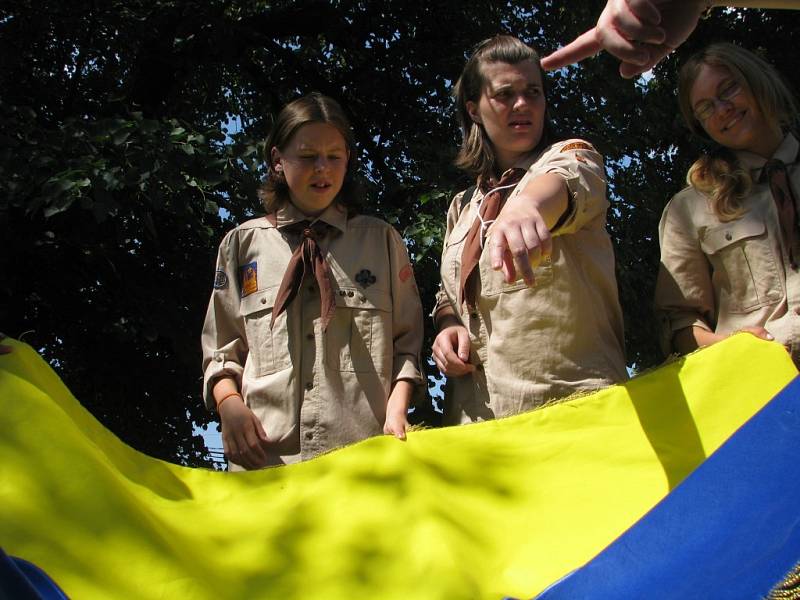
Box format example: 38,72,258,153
266,214,337,331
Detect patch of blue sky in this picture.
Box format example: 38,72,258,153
193,419,225,467
221,110,244,145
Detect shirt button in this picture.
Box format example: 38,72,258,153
725,232,732,241
214,355,223,362
305,382,313,391
306,333,314,340
360,295,366,302
261,297,267,304
470,312,478,319
347,290,354,297
305,431,314,440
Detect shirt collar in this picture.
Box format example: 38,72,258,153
477,153,537,193
736,132,799,177
505,152,538,173
273,201,348,234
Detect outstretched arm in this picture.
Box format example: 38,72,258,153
488,173,567,286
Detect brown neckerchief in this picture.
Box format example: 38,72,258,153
266,213,336,331
458,167,526,307
763,158,799,269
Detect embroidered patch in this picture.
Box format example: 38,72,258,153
560,141,594,153
213,269,228,289
399,264,414,283
240,262,258,297
355,269,377,289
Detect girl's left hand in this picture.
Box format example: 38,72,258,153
383,411,409,440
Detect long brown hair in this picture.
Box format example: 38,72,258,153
258,92,363,213
678,43,797,221
453,35,555,181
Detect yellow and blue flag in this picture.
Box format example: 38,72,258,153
0,335,797,599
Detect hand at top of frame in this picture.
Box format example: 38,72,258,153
541,0,708,78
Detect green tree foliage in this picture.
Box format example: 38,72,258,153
2,1,799,465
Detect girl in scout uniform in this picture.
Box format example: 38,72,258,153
432,35,627,424
202,93,424,469
655,43,800,366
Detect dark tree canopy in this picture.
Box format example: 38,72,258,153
3,1,799,466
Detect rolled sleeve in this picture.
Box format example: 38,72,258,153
432,285,455,324
432,191,465,324
387,227,424,385
531,139,608,235
654,194,715,354
201,231,248,409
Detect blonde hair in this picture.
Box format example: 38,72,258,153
678,43,797,221
258,93,362,214
453,35,554,181
685,149,752,222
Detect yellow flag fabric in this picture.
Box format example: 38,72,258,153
0,335,796,599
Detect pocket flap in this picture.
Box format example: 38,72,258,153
445,218,473,247
240,286,280,316
700,218,765,254
333,286,391,311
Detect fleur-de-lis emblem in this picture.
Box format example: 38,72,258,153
355,269,376,289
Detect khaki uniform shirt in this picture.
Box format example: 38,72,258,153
434,139,627,425
202,202,423,466
655,133,800,365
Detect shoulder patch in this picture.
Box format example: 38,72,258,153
213,269,228,289
560,141,595,153
399,264,414,283
239,262,258,297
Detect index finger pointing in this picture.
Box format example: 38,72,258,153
541,29,602,71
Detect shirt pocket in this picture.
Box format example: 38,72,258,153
240,286,292,377
326,286,392,373
479,254,554,297
700,218,783,313
442,221,472,287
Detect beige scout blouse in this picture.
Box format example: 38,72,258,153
434,139,627,425
202,202,424,465
655,133,800,365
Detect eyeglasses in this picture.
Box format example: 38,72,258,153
693,80,743,122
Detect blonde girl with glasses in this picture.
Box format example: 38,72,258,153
654,43,800,365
